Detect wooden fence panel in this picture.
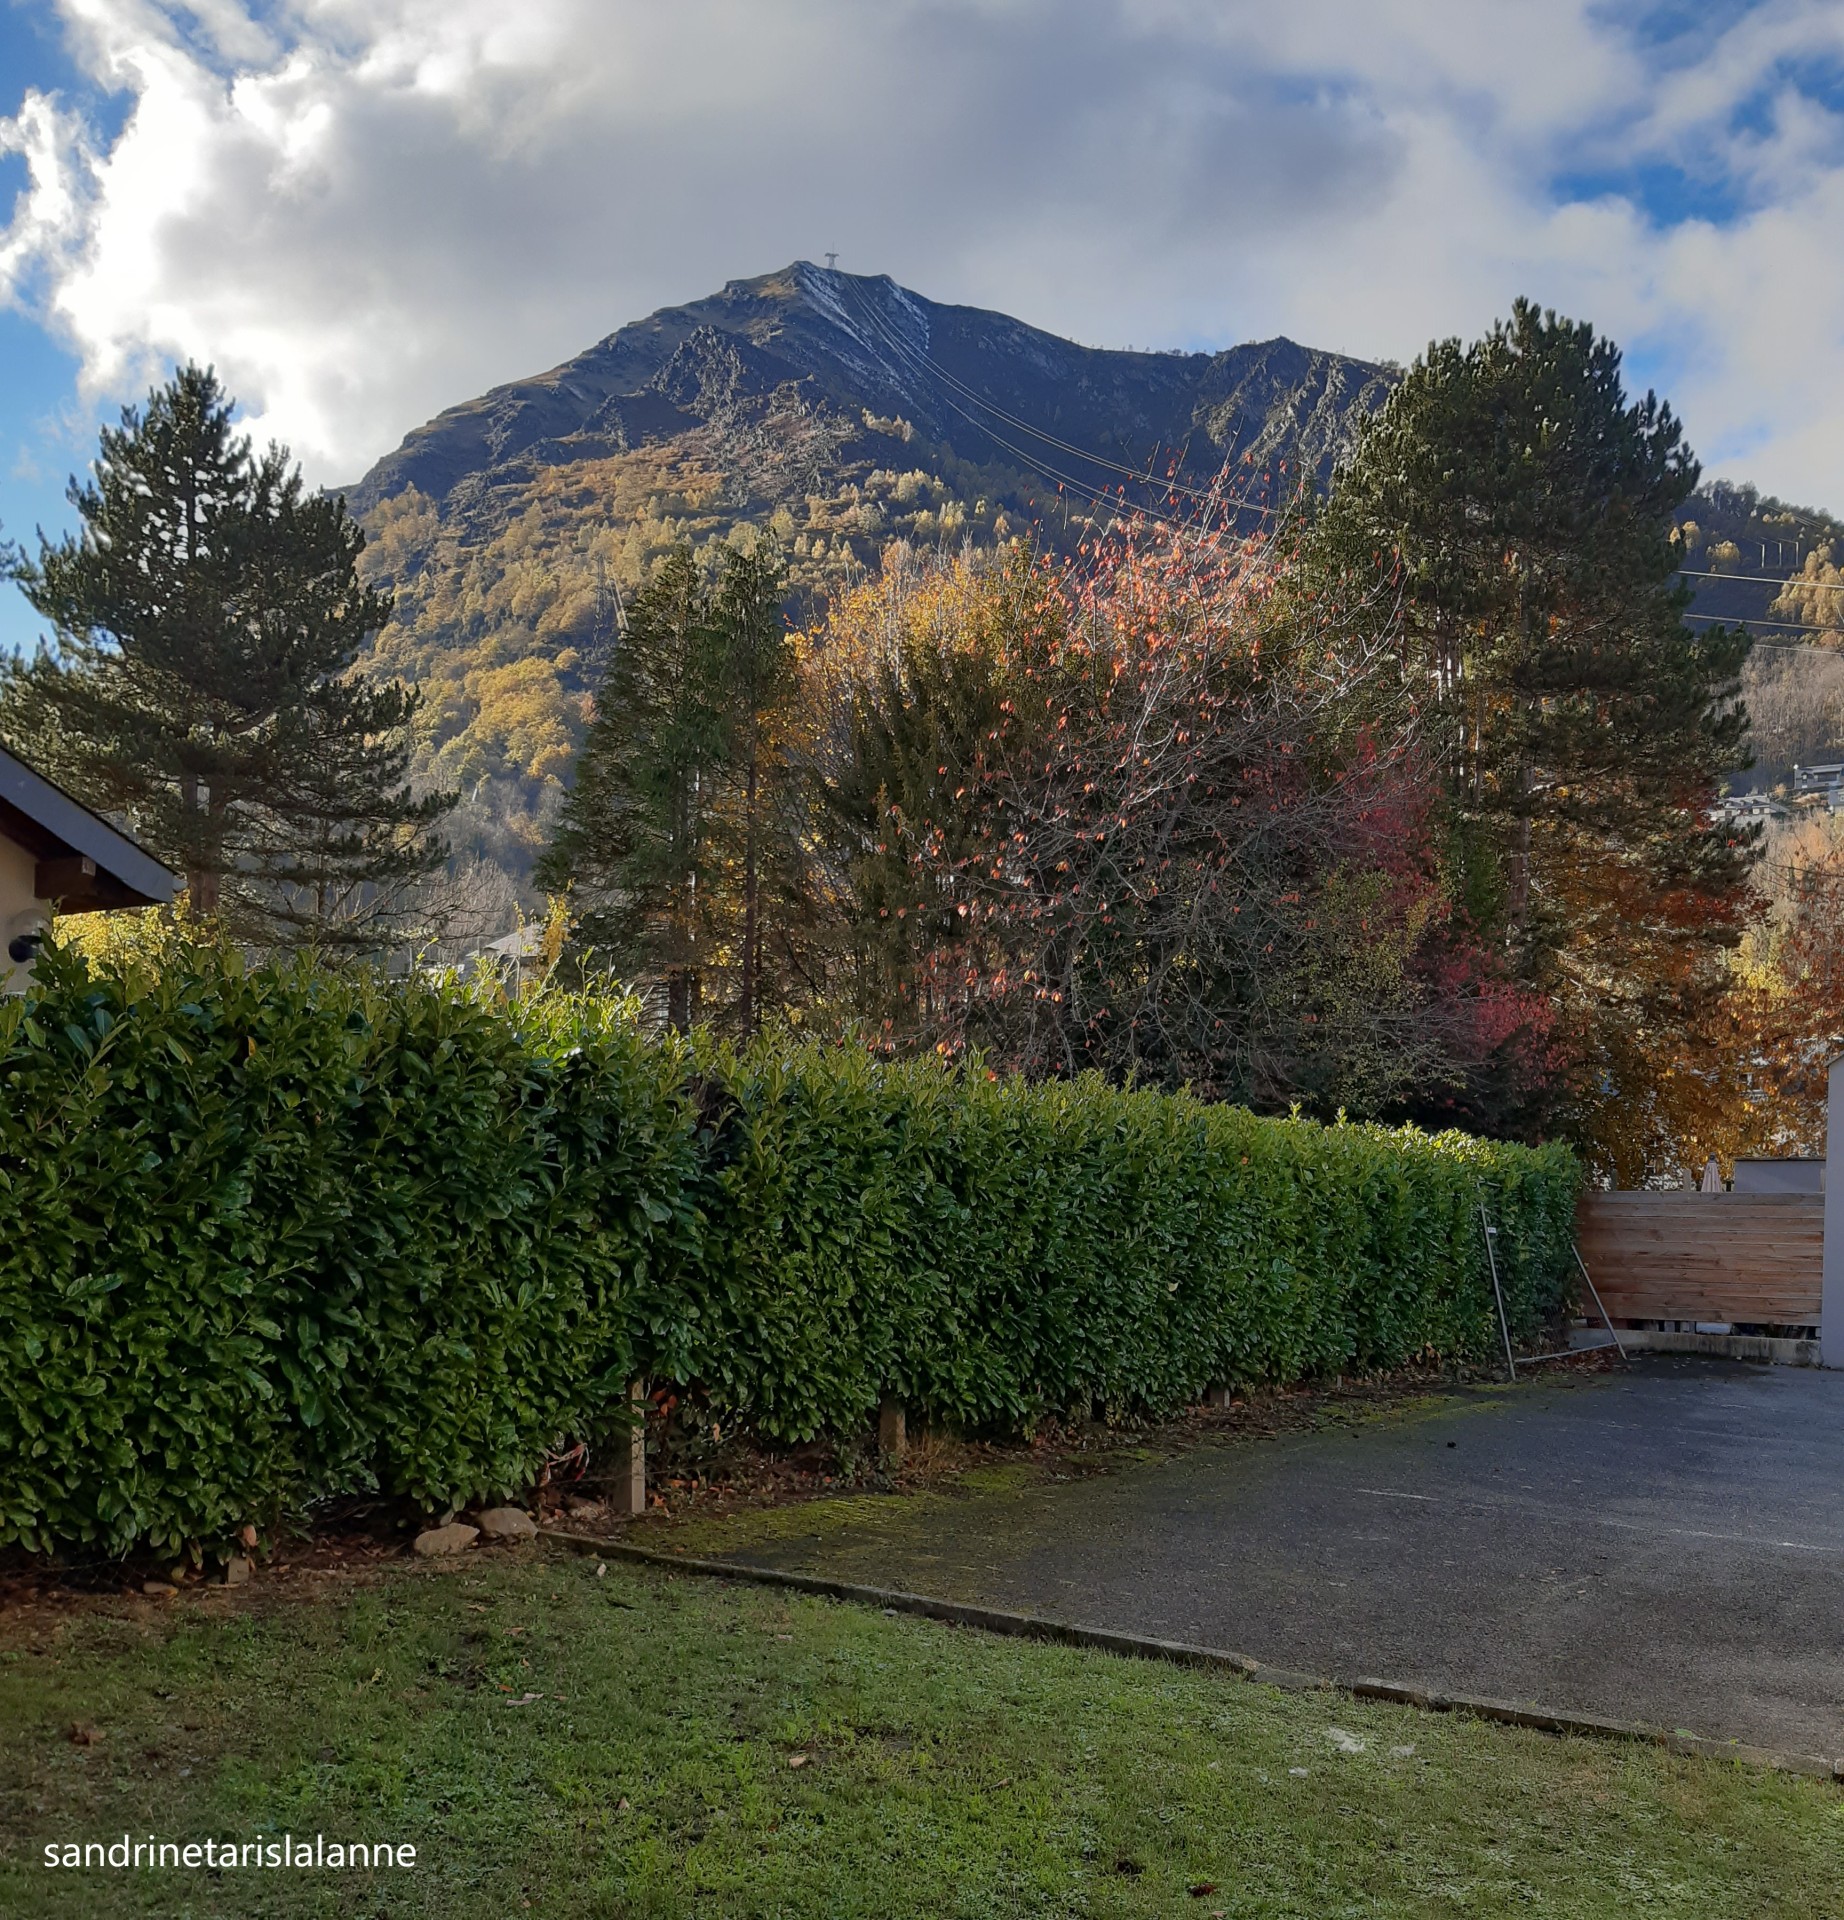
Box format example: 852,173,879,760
1574,1192,1823,1325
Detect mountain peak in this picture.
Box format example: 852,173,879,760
345,267,1392,524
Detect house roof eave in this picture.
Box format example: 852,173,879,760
0,747,179,909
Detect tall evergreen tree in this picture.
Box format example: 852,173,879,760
538,545,724,1028
1302,302,1754,1158
537,536,802,1032
709,539,799,1034
0,364,449,949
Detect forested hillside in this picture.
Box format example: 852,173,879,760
341,263,1844,917
344,263,1394,901
15,284,1831,1177
1676,480,1844,789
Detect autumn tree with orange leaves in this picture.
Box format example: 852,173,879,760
1663,813,1844,1182
1303,302,1757,1174
807,531,1557,1129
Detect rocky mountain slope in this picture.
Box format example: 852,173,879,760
343,263,1396,895
347,260,1392,534
341,262,1840,915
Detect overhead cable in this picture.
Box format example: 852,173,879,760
1677,568,1844,590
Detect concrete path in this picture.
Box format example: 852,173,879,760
720,1359,1844,1758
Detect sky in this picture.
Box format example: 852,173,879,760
1,0,1842,654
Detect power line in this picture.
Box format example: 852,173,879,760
1677,568,1844,591
1682,611,1840,635
839,286,1190,529
827,283,1833,622
1672,608,1844,658
841,281,1197,497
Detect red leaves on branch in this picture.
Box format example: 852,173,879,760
823,514,1555,1122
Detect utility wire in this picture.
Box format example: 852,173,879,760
1682,611,1840,635
841,287,1190,530
831,282,1828,626
842,279,1200,497
1677,568,1844,590
851,288,1272,513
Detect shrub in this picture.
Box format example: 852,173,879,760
0,942,1577,1559
684,1045,1577,1440
0,942,698,1557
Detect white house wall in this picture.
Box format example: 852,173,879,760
0,832,42,993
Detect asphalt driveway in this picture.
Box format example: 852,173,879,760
717,1358,1844,1759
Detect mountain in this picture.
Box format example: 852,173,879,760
342,263,1396,899
340,262,1840,920
347,260,1393,530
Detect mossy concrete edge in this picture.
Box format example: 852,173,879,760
538,1527,1842,1786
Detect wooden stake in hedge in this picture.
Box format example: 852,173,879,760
610,1381,647,1516
878,1397,908,1467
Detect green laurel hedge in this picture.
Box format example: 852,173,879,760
684,1044,1577,1441
0,942,1577,1558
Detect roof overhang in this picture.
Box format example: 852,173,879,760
0,747,179,912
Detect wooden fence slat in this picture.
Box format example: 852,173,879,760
1574,1193,1822,1324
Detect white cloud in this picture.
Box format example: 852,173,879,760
2,0,1842,504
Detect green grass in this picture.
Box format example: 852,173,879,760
1,1550,1840,1918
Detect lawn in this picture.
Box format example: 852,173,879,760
1,1547,1839,1919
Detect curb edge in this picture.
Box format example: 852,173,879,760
537,1527,1841,1784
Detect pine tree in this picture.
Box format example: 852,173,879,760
708,538,799,1035
0,364,449,949
537,545,724,1028
537,536,806,1031
1302,302,1755,1152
